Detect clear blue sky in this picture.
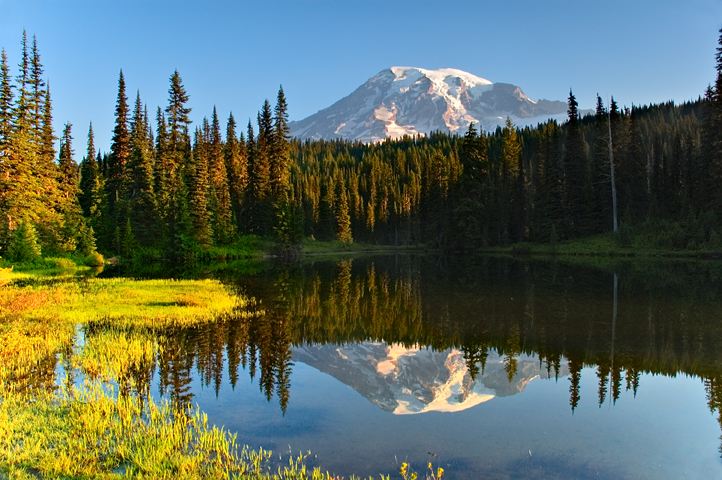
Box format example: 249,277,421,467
2,0,721,153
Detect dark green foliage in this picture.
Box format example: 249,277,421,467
127,91,158,246
107,70,130,232
209,107,235,244
189,122,213,248
335,176,352,243
564,90,588,236
224,113,247,232
7,218,41,261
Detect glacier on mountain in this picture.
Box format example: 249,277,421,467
289,67,569,143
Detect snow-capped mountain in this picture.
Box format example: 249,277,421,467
289,67,570,143
292,342,568,414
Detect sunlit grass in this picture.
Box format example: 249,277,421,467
0,273,389,479
75,327,159,383
1,381,384,479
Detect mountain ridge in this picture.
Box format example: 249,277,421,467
289,66,572,143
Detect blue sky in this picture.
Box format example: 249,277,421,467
1,0,721,153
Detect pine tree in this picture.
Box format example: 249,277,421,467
501,117,524,243
271,86,290,202
128,91,157,245
7,218,41,261
454,122,489,249
58,122,80,201
107,70,130,234
0,49,13,155
0,32,58,249
224,112,248,231
79,123,99,217
164,70,192,242
564,89,588,236
189,122,212,247
29,36,45,141
209,106,235,244
249,111,271,234
58,122,86,252
335,175,352,243
589,95,613,234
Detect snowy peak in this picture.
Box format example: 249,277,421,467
292,342,569,414
289,67,568,143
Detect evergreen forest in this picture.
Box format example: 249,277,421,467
4,30,722,261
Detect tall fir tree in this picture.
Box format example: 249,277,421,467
335,175,352,243
58,123,90,252
79,123,102,220
106,70,130,240
209,106,235,244
128,91,157,245
0,49,13,156
589,95,613,234
564,89,588,236
271,86,290,202
189,121,212,247
164,70,192,243
224,112,248,231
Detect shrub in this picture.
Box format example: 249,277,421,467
84,252,105,267
43,257,77,269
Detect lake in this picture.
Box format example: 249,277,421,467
60,256,722,478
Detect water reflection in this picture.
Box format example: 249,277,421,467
69,256,722,463
294,342,569,414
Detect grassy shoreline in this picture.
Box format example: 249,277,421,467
0,270,391,479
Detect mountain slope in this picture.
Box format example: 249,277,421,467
292,342,569,414
289,67,569,142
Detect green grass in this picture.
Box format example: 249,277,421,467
0,381,386,479
0,272,391,479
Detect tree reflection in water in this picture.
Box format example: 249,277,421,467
74,256,722,450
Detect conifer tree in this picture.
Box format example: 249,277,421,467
501,117,523,243
107,70,130,235
128,91,157,245
564,89,588,236
209,107,235,244
154,107,171,237
58,122,80,200
335,177,352,243
79,123,100,217
0,49,13,154
250,111,271,234
589,95,613,234
0,32,56,249
7,218,41,261
224,112,248,231
58,123,88,252
189,122,212,247
271,86,290,202
164,70,192,242
29,36,44,141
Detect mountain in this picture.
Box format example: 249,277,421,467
292,342,569,414
289,67,571,143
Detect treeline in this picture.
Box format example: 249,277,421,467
285,31,722,250
0,31,297,262
4,30,722,260
286,95,711,250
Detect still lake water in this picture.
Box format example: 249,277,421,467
86,256,722,478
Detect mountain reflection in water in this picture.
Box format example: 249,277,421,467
293,343,568,414
39,255,722,478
